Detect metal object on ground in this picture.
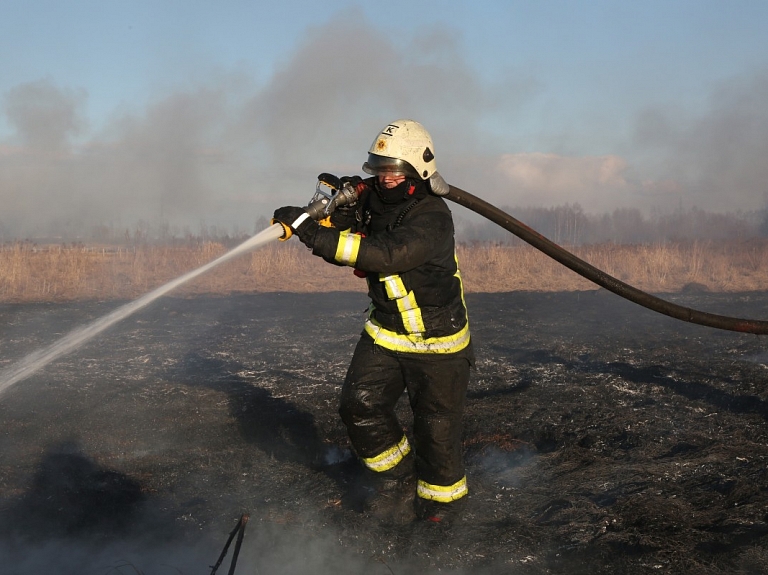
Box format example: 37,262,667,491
210,513,249,575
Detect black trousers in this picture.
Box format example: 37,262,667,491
339,333,472,488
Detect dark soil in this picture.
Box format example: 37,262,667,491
1,290,768,574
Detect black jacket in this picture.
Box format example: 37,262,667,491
301,177,470,353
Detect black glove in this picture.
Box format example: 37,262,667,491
272,206,318,244
340,175,368,195
325,178,359,231
330,204,360,231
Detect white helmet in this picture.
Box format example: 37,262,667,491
362,119,437,180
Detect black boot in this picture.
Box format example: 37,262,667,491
363,457,416,525
415,496,467,526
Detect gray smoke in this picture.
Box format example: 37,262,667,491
4,78,86,152
0,10,533,240
1,10,767,239
630,70,768,213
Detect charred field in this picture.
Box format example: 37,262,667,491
1,290,768,574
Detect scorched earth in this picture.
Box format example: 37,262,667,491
1,290,768,574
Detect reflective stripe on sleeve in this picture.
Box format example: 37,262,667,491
417,476,468,502
361,435,411,473
291,212,310,229
334,231,362,266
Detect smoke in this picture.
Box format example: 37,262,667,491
2,9,767,239
0,10,525,240
495,152,630,209
475,69,768,216
630,70,768,213
4,79,86,152
0,78,241,238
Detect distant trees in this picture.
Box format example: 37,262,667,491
5,204,765,246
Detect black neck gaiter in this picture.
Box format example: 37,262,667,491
374,178,426,204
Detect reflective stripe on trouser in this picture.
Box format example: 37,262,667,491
361,435,411,472
417,476,468,502
339,334,471,491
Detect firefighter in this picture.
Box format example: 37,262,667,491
272,119,473,524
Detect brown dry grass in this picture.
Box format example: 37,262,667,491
458,239,768,293
1,239,768,303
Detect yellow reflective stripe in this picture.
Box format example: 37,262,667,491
417,476,468,502
380,274,407,300
364,317,470,354
379,274,425,334
334,231,361,265
361,435,411,472
396,292,425,334
365,250,471,353
395,290,418,311
454,252,467,308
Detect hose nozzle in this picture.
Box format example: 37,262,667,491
273,180,361,241
304,182,359,220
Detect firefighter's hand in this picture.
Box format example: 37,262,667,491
340,175,368,195
272,206,307,232
272,206,318,244
330,204,358,230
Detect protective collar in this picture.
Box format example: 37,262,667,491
374,178,428,204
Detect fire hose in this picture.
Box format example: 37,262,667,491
444,184,768,335
281,174,768,335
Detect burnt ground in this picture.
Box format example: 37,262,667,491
1,290,768,574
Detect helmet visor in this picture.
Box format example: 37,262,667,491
362,154,419,178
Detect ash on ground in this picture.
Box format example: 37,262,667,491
1,291,768,574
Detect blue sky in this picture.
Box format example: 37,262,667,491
2,0,768,236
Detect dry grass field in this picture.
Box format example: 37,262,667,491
1,239,768,303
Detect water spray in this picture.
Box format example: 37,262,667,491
3,177,766,399
0,224,285,397
0,175,360,398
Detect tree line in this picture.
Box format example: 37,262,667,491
4,206,767,246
